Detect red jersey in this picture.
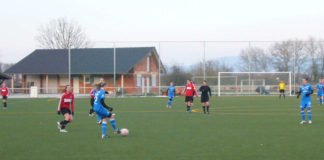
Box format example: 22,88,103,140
1,87,9,96
184,84,195,96
90,89,95,98
57,92,75,112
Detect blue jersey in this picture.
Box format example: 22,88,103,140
167,86,175,98
299,84,313,103
317,83,323,95
93,89,105,111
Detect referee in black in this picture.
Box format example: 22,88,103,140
199,80,212,114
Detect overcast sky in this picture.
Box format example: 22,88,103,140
1,0,324,65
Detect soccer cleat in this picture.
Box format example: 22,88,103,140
97,120,102,125
60,129,68,133
308,120,312,124
89,113,95,117
101,134,108,139
114,129,121,134
300,120,307,124
57,122,62,130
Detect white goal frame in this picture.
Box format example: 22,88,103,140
217,72,292,96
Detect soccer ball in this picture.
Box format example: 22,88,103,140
276,77,280,81
119,128,129,136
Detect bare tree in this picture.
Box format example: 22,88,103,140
36,18,91,49
318,40,324,77
304,37,319,81
239,47,270,72
270,41,294,72
191,59,233,76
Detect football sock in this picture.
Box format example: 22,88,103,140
307,110,312,121
89,108,94,114
60,120,69,129
3,102,7,107
187,105,190,111
301,110,305,121
101,121,108,136
283,94,285,99
202,106,206,114
167,100,172,107
109,119,117,131
207,106,210,113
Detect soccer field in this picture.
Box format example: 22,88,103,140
0,96,324,160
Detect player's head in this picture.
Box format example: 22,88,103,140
64,85,72,93
94,83,102,91
203,80,207,86
170,81,173,86
67,85,73,93
187,80,191,84
2,83,6,87
302,78,308,85
100,78,105,83
280,80,284,83
321,79,324,83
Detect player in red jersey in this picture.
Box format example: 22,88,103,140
1,83,9,109
57,85,75,133
89,86,95,116
182,80,197,112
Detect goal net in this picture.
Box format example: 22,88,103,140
218,72,292,96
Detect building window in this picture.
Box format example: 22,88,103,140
85,75,91,84
137,74,142,87
152,75,157,87
147,56,150,72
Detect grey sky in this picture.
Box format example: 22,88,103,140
1,0,324,65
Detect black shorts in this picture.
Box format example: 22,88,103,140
185,96,194,102
90,98,94,107
60,108,71,115
2,96,7,100
201,96,209,103
279,89,285,93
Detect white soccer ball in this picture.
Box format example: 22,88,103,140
120,128,129,136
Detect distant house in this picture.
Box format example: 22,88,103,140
5,47,165,95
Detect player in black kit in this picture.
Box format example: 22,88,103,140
199,80,212,114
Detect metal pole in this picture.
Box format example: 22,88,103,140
293,40,297,95
203,41,206,80
248,41,251,95
289,72,292,96
113,42,116,96
68,46,71,86
158,42,161,96
218,72,220,96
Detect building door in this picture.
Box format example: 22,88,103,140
73,77,79,94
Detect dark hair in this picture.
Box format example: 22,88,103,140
63,85,69,93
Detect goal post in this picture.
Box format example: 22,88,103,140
218,72,292,96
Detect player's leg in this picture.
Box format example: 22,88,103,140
109,113,119,133
206,101,210,114
201,102,206,114
58,109,72,132
2,96,7,108
300,105,306,124
167,97,172,108
100,109,113,139
307,102,312,124
185,97,190,112
322,95,324,105
283,90,285,99
89,98,95,116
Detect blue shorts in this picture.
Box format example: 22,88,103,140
94,107,112,119
300,101,311,109
318,92,323,97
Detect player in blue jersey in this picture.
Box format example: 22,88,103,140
93,83,119,139
316,79,324,105
166,81,176,109
297,78,313,124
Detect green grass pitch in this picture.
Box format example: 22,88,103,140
0,96,324,160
